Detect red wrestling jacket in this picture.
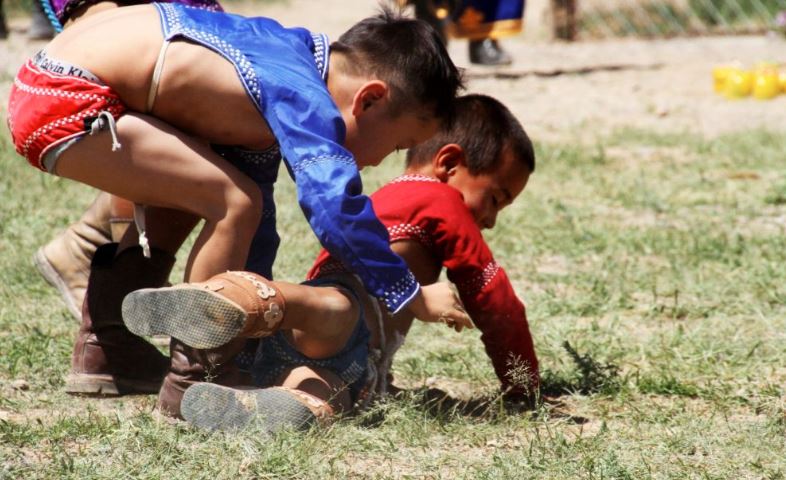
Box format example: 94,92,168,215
308,174,539,394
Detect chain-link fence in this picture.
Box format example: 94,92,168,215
552,0,786,39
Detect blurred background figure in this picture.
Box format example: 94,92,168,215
0,0,56,39
407,0,525,66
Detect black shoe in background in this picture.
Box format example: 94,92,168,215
469,39,513,66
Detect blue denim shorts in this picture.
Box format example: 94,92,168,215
250,278,371,399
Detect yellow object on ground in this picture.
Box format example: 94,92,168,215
712,65,734,93
723,69,753,99
752,68,780,100
713,63,785,99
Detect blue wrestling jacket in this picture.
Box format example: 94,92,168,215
155,3,419,313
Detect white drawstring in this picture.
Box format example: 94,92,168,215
133,204,151,258
89,111,122,151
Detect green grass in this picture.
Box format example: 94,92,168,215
2,123,786,478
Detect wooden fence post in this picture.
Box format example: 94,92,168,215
551,0,577,40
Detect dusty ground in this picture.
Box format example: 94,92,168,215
2,0,785,144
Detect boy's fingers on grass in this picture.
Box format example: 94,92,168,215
442,290,471,332
458,311,474,331
442,308,473,332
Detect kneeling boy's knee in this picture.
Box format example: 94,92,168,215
321,288,359,338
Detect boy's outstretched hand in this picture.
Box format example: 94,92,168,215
408,283,474,332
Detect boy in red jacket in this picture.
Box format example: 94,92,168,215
125,94,538,432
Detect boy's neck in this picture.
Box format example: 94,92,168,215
403,164,441,181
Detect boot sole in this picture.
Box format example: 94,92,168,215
64,373,163,396
122,287,246,349
33,248,83,321
181,384,315,433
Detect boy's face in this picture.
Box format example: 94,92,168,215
346,106,440,169
446,147,530,230
334,78,440,168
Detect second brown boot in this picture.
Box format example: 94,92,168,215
156,338,250,419
181,384,333,433
65,243,174,395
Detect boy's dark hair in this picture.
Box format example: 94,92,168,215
406,94,535,174
331,7,463,120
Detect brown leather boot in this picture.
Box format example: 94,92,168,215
157,338,250,419
182,384,334,432
123,271,286,350
34,192,133,321
65,243,174,396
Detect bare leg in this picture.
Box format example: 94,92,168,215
277,365,351,414
55,112,263,282
276,283,359,356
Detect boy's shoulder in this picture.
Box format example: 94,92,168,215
373,174,465,205
371,174,477,232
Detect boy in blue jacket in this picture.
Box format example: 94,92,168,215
7,5,467,407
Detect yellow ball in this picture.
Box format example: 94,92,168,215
753,70,780,100
712,66,734,94
723,69,753,99
780,70,786,93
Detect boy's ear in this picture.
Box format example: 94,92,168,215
351,81,389,117
433,143,467,182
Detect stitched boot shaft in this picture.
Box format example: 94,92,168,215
207,271,286,338
122,271,286,350
34,193,115,320
157,338,249,419
65,243,174,396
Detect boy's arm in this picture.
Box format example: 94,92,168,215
422,195,540,394
451,264,539,396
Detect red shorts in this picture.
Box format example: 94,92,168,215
6,59,127,172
